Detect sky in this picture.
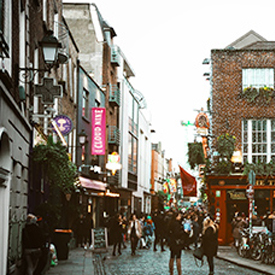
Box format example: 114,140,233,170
64,0,275,168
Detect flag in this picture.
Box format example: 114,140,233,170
179,165,197,197
163,182,170,194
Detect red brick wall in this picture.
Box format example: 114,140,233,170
211,49,275,151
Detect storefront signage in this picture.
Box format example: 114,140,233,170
53,115,73,135
255,180,275,186
91,108,106,155
227,190,247,200
91,227,108,251
106,152,122,175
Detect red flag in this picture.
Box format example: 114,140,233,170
179,165,197,197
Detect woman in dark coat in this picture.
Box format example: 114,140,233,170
110,213,123,256
168,212,184,275
201,216,219,275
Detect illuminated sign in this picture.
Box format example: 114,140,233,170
106,152,122,175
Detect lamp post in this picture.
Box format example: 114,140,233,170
18,30,62,83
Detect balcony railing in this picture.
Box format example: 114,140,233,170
111,46,121,67
108,126,120,146
109,85,121,107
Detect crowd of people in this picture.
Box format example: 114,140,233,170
106,204,219,275
21,204,219,275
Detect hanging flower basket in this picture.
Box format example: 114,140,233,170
259,86,275,103
242,86,275,103
242,86,259,102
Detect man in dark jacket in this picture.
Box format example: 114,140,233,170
22,214,44,275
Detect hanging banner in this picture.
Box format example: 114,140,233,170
91,107,106,155
179,165,197,197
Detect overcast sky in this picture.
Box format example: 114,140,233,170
63,0,275,168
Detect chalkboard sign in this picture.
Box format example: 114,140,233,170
91,227,108,251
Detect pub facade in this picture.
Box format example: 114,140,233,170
205,30,275,244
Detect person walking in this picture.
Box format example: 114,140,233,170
201,216,219,275
111,213,123,256
22,214,44,275
152,210,166,252
168,211,185,275
127,213,142,256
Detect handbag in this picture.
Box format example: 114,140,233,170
193,245,204,267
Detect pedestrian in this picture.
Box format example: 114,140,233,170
152,210,166,252
127,213,142,256
144,216,155,249
121,215,128,248
167,211,185,275
201,216,219,275
231,212,247,248
111,213,123,256
138,215,146,249
34,215,50,275
22,214,44,275
191,214,200,249
75,214,87,248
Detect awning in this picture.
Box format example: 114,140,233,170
79,176,106,191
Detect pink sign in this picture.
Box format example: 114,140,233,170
91,108,106,155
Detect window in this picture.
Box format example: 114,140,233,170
242,68,274,89
128,134,137,173
82,89,89,118
242,119,275,163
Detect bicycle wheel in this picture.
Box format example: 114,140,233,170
238,242,248,258
251,242,262,261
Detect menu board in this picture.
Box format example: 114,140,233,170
91,227,108,251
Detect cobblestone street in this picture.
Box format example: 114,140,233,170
102,244,266,275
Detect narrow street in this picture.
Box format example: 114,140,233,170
101,244,265,275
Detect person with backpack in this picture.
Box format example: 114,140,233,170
144,216,154,249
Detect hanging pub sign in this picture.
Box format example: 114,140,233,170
52,115,73,135
91,107,106,155
195,111,210,136
106,152,122,175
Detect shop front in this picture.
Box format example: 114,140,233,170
206,175,275,245
79,176,106,228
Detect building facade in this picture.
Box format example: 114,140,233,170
206,30,275,244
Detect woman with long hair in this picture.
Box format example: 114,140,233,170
201,216,219,275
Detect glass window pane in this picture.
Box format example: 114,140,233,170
252,133,257,143
263,144,267,153
258,133,262,143
263,132,267,142
272,144,275,153
257,121,261,131
272,132,275,142
244,132,248,143
252,121,256,131
252,144,256,153
244,144,248,153
263,120,267,131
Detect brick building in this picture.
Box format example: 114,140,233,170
206,30,275,244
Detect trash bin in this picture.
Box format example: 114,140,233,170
53,229,72,260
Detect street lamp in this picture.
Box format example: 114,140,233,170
78,129,88,146
18,30,62,83
39,31,62,65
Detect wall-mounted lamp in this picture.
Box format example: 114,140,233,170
18,30,62,83
78,129,88,146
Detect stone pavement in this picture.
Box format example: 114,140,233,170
216,246,275,275
45,245,275,275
